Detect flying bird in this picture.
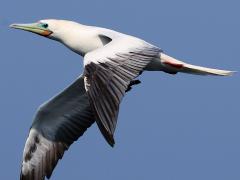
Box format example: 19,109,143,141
10,19,233,180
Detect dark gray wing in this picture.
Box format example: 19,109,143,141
84,42,161,146
20,75,95,180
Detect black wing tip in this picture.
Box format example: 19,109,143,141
20,171,24,180
107,135,115,147
103,130,115,147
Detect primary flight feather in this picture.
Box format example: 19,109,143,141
10,19,233,180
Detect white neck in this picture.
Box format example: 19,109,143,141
50,22,108,56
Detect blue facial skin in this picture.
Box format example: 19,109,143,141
38,23,48,29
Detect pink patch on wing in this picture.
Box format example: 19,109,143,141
163,61,184,69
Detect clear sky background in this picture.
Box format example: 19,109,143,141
1,0,239,179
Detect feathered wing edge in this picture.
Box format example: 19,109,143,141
20,75,95,180
84,46,162,146
20,129,67,180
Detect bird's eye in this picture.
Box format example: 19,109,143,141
41,23,48,28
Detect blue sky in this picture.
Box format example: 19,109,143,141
1,0,240,179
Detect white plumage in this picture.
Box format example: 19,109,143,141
10,19,234,180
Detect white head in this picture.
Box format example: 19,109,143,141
10,19,108,56
10,19,83,42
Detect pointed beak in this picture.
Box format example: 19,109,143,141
10,23,52,37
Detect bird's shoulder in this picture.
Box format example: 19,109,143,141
84,32,149,65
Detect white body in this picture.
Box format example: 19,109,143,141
11,19,234,180
43,19,232,76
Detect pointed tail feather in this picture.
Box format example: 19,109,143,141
161,53,235,76
181,63,234,76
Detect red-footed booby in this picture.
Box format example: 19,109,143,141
10,19,234,180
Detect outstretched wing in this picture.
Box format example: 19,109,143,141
84,36,161,146
20,75,95,180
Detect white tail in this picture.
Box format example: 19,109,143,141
181,63,234,76
161,53,235,76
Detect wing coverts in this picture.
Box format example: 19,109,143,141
84,46,161,146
